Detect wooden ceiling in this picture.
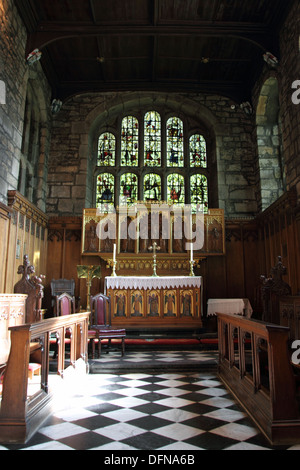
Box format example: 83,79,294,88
15,0,294,103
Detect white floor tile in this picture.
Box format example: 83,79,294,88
153,422,205,440
94,423,145,440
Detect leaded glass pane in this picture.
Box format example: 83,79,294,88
120,173,138,204
144,173,161,202
144,111,161,167
190,134,207,168
167,173,185,204
121,116,139,166
98,132,116,166
96,173,115,210
190,174,208,213
167,117,184,167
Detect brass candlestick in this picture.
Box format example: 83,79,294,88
149,242,160,277
108,259,118,277
77,265,101,310
189,260,195,277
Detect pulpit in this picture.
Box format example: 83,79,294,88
105,275,202,329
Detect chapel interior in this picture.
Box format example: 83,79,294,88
0,0,300,450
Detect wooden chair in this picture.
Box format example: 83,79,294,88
89,293,126,358
51,279,79,315
55,292,75,317
51,293,75,357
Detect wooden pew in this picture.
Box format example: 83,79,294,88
217,312,300,446
0,312,90,444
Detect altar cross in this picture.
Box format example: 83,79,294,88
148,242,160,256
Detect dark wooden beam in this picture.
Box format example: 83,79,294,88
55,78,247,103
25,21,273,56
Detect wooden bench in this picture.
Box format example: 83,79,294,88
0,312,90,444
217,312,300,446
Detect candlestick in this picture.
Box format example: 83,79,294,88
148,242,160,277
189,260,195,277
112,244,117,277
190,244,193,262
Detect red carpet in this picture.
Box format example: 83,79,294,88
89,337,219,347
125,338,201,346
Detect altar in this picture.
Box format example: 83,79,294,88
105,276,202,329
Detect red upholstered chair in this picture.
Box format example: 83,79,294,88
56,292,75,316
89,293,126,358
51,292,75,357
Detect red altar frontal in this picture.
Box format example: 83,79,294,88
105,275,202,329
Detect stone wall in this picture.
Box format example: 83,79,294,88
278,0,300,203
0,0,52,211
251,0,300,207
47,91,258,218
0,0,27,205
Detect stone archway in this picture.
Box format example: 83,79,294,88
256,77,285,211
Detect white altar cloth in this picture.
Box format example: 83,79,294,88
106,276,202,291
207,298,253,318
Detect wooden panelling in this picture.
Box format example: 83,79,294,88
46,217,83,312
44,192,300,321
258,190,300,295
0,203,12,293
0,192,48,294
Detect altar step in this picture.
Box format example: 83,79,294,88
121,328,219,350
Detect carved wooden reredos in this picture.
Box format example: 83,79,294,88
82,205,225,276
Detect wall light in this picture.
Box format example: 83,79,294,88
240,101,253,115
26,49,42,66
51,99,62,115
263,51,279,68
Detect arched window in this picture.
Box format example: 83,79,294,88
120,173,138,205
190,174,208,213
96,173,115,209
96,110,209,212
98,132,116,166
144,111,161,167
19,83,42,205
144,173,161,202
167,174,185,205
167,117,184,167
189,134,207,168
121,116,139,166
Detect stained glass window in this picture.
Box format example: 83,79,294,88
144,173,161,202
121,116,139,166
144,111,161,167
96,112,210,210
120,173,138,204
190,174,208,213
190,134,207,168
98,132,116,166
167,117,184,167
96,173,115,210
167,174,185,205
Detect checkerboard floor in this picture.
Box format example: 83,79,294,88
89,349,219,373
1,351,300,451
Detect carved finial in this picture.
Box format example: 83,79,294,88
17,254,35,279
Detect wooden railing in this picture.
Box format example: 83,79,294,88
217,312,300,446
0,312,90,444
